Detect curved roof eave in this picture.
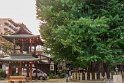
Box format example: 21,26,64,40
0,55,40,62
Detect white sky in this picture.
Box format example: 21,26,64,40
0,0,40,35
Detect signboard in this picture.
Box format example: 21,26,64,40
50,64,54,71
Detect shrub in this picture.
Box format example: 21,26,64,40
0,69,6,79
48,70,65,79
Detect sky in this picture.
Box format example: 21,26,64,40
0,0,40,35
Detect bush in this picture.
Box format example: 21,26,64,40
49,72,58,79
57,70,65,78
48,70,65,79
0,69,6,79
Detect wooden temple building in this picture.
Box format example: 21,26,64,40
0,25,44,82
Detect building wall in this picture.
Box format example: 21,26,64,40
0,18,19,35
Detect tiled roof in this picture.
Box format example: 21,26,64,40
2,35,43,45
0,54,40,62
13,24,32,35
2,34,39,39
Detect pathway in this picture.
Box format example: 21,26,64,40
0,79,105,83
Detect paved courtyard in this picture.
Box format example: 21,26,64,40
0,79,106,83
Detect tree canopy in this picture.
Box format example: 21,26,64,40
36,0,124,68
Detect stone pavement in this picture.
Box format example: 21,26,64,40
0,79,105,83
37,79,105,83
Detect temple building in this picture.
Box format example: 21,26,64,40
0,18,30,57
0,23,51,82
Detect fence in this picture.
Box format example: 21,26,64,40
71,70,124,80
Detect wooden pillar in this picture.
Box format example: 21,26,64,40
95,73,97,80
29,39,32,53
80,71,82,80
19,62,22,75
34,45,36,54
77,71,79,80
35,63,38,79
17,67,19,75
85,72,87,80
110,72,112,79
27,63,29,77
29,63,32,82
90,73,92,80
100,72,102,79
8,64,12,78
13,39,16,53
20,39,24,54
73,72,75,80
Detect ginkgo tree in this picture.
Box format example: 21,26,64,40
36,0,124,72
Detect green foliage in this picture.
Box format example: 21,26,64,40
0,69,6,80
36,0,124,68
49,70,65,79
0,36,13,54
